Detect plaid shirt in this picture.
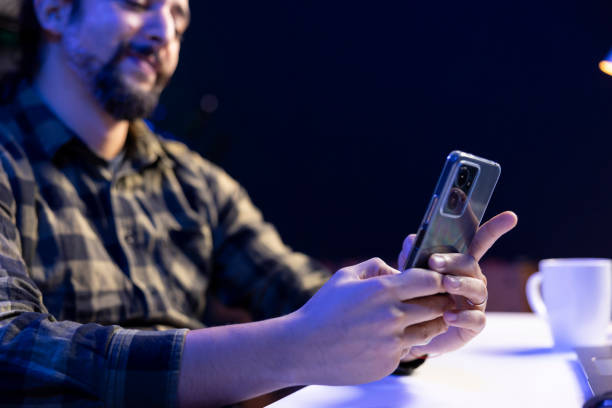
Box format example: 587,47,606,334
0,84,330,407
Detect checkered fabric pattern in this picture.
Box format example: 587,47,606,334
0,83,330,407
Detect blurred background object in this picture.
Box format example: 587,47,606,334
600,47,612,76
0,0,19,33
155,1,612,266
2,1,612,312
482,259,537,312
0,0,19,79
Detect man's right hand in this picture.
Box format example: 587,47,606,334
179,257,480,407
286,257,455,385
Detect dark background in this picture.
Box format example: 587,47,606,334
5,1,612,266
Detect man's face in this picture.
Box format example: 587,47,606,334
61,0,190,120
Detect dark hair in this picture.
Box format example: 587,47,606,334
0,0,80,101
18,0,42,81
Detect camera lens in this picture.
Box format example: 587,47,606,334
448,190,460,210
456,167,468,188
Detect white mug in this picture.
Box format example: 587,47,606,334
526,258,612,350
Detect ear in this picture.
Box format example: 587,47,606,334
33,0,76,39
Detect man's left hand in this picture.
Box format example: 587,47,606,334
397,211,518,359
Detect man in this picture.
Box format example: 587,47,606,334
0,0,517,406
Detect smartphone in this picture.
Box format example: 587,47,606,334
401,151,501,270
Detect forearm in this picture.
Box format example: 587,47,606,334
177,312,303,408
0,311,186,406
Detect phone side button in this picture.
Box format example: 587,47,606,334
414,229,425,249
425,195,439,224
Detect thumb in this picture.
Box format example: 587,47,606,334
469,211,518,261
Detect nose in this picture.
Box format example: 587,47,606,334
143,8,177,45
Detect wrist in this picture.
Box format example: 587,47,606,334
179,313,310,407
274,310,309,387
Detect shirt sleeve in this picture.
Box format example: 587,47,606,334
200,159,332,321
0,145,187,407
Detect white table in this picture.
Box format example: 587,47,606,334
269,312,595,407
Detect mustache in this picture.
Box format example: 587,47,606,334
110,41,162,70
130,43,161,66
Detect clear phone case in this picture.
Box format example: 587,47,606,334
402,151,501,270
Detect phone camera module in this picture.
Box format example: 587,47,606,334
446,188,465,214
455,164,478,195
444,163,478,216
456,166,469,188
448,190,460,210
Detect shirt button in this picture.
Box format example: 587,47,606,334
124,233,136,245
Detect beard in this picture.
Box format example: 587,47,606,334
93,42,171,120
64,36,172,121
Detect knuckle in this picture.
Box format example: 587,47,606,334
475,312,487,329
384,306,404,326
335,267,351,279
423,271,443,290
448,276,464,291
438,318,449,333
371,257,385,266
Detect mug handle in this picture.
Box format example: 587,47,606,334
526,271,548,318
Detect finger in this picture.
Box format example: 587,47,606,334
428,253,482,279
408,340,445,358
402,234,416,254
398,234,416,270
442,275,487,308
402,316,448,347
399,294,453,326
443,309,487,334
382,268,445,300
469,211,518,261
407,311,488,357
343,257,399,280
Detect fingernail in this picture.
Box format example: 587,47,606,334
430,255,446,270
410,347,424,357
445,275,461,289
444,312,458,322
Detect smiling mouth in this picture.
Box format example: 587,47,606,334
125,46,160,71
141,54,160,71
124,55,157,79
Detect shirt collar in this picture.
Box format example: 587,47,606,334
16,82,75,160
125,119,173,171
15,81,171,171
